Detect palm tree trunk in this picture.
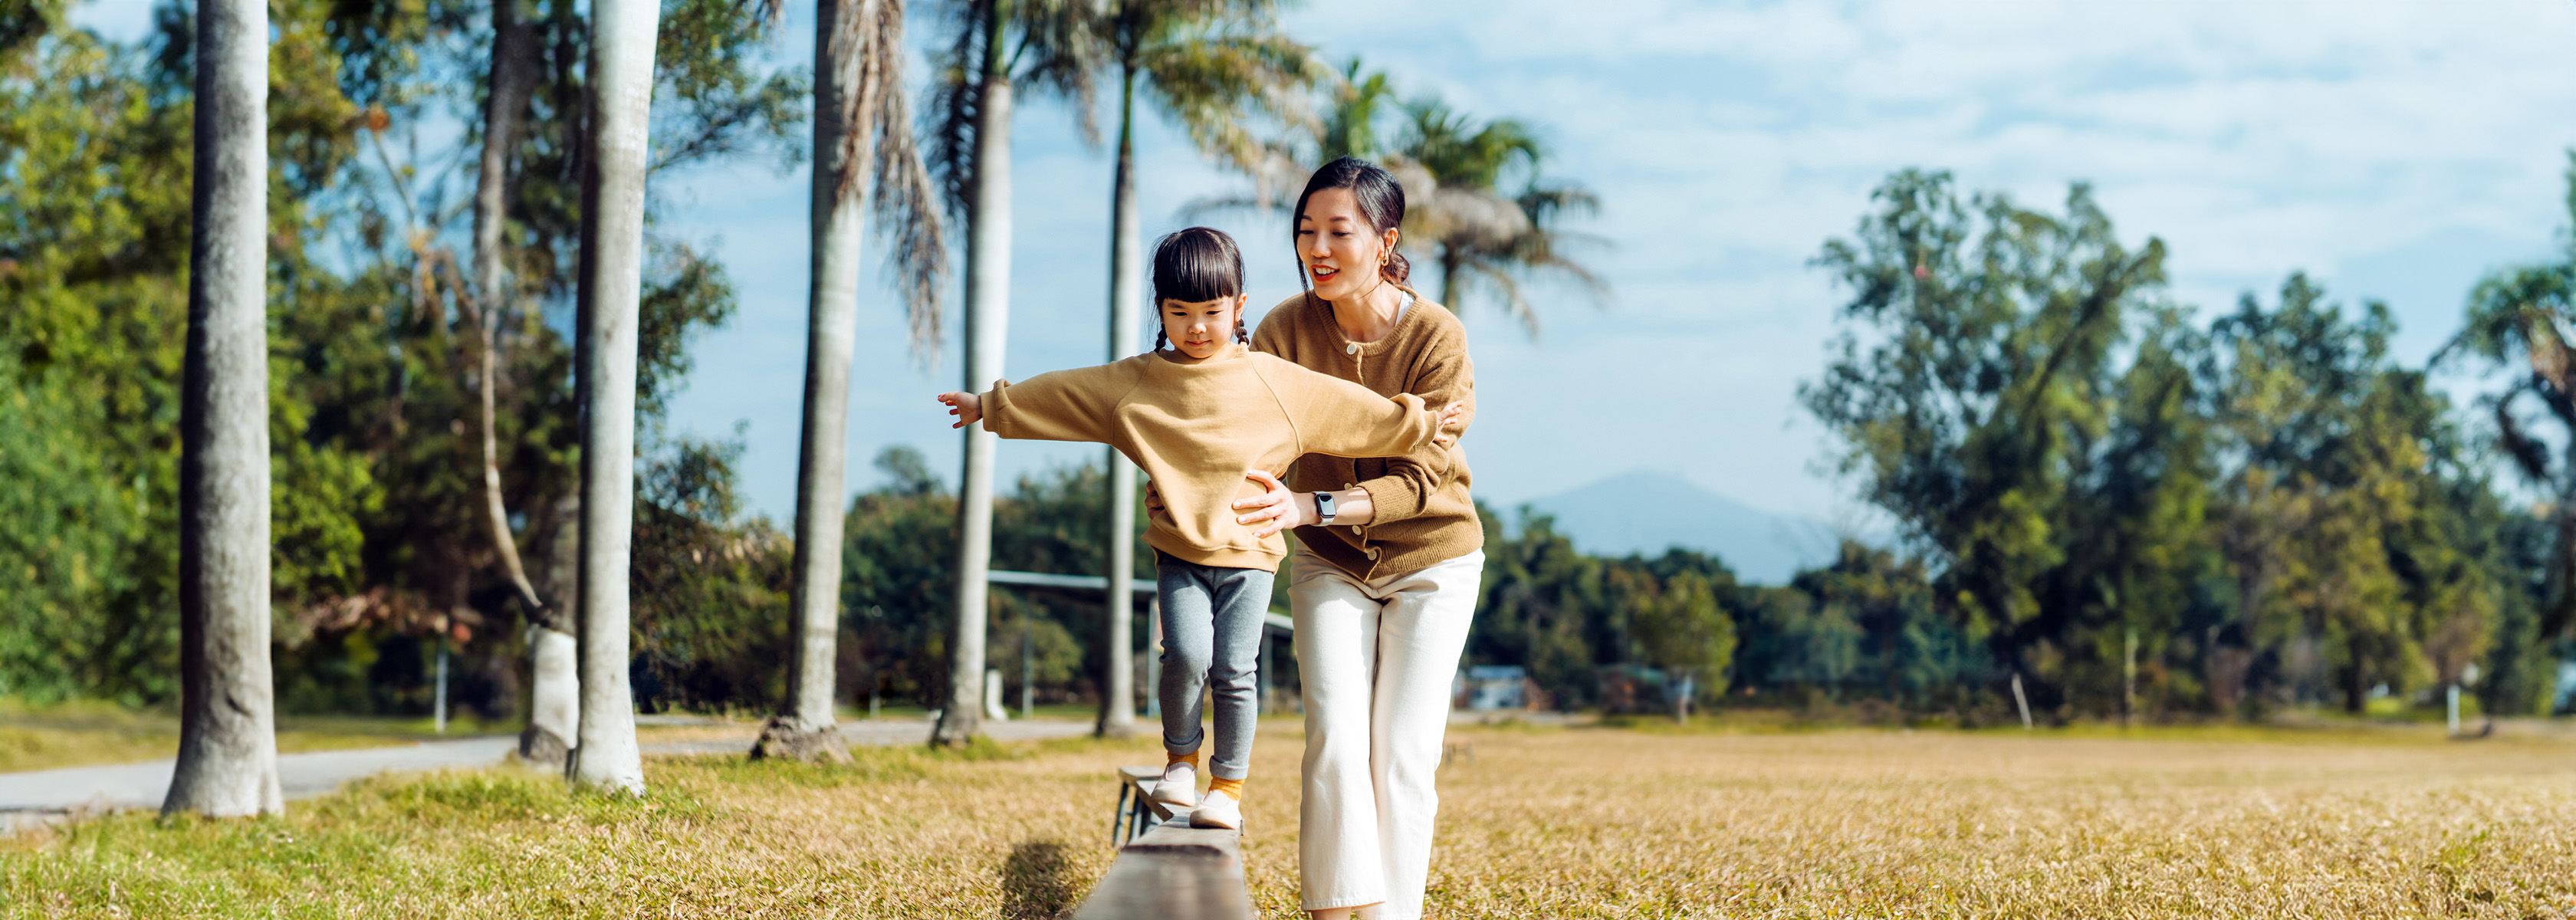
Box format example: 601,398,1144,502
569,0,660,794
934,0,1011,748
164,0,281,818
755,0,873,764
537,0,598,769
473,0,577,769
1440,247,1460,308
1096,62,1140,739
472,0,544,614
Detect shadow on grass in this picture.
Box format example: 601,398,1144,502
1000,840,1077,919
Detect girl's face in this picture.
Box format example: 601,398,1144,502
1161,294,1247,360
1296,186,1399,302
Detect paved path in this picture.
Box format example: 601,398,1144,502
634,717,1095,756
0,718,1096,833
0,736,520,833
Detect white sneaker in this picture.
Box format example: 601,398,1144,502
1149,761,1199,810
1189,788,1241,830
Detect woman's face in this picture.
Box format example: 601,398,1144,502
1161,295,1245,360
1297,187,1399,302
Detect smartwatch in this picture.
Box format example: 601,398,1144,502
1313,491,1337,526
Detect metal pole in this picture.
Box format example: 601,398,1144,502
1020,624,1033,719
2121,628,2136,728
435,621,451,726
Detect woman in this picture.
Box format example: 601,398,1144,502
1240,156,1483,920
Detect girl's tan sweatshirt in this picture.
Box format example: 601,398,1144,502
979,343,1441,570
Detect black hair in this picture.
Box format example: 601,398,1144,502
1292,156,1410,292
1150,226,1248,351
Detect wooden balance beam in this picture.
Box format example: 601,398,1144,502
1073,766,1258,920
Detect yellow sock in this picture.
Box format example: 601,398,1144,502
1207,777,1244,801
1167,749,1201,772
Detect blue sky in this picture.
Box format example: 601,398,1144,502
71,0,2576,528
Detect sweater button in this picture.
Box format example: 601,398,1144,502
1345,342,1359,355
1365,546,1379,560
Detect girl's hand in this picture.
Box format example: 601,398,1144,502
938,391,981,429
1433,400,1467,446
1144,478,1166,515
1234,468,1305,538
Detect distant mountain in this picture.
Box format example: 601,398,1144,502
1514,471,1859,585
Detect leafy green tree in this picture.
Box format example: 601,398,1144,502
2204,277,2459,713
1803,169,2168,716
1789,542,1976,707
834,448,1152,715
1625,569,1735,720
840,447,961,708
1470,508,1607,708
0,25,191,705
629,435,792,713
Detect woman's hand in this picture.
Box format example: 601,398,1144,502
1234,469,1306,538
938,391,981,429
1433,400,1466,446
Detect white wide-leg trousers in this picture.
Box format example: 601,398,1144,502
1291,545,1483,918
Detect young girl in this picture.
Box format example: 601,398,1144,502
937,227,1463,830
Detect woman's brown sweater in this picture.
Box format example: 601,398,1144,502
1251,288,1483,580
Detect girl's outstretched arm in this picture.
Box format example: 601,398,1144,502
956,361,1142,445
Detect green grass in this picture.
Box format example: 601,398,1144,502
0,698,514,773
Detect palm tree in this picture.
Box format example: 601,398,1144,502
2440,157,2576,644
163,0,282,818
924,0,1102,748
752,0,948,762
459,0,580,768
1092,0,1314,738
1211,57,1388,210
569,0,662,794
1398,100,1605,337
1192,61,1607,336
1317,58,1391,163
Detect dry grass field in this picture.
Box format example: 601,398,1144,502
8,718,2576,918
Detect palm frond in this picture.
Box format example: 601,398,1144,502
922,0,989,222
1008,0,1109,145
851,0,948,359
1136,31,1318,176
1321,57,1395,161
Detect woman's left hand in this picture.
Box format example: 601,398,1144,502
1234,468,1305,538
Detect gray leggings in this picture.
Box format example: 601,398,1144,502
1156,551,1273,781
